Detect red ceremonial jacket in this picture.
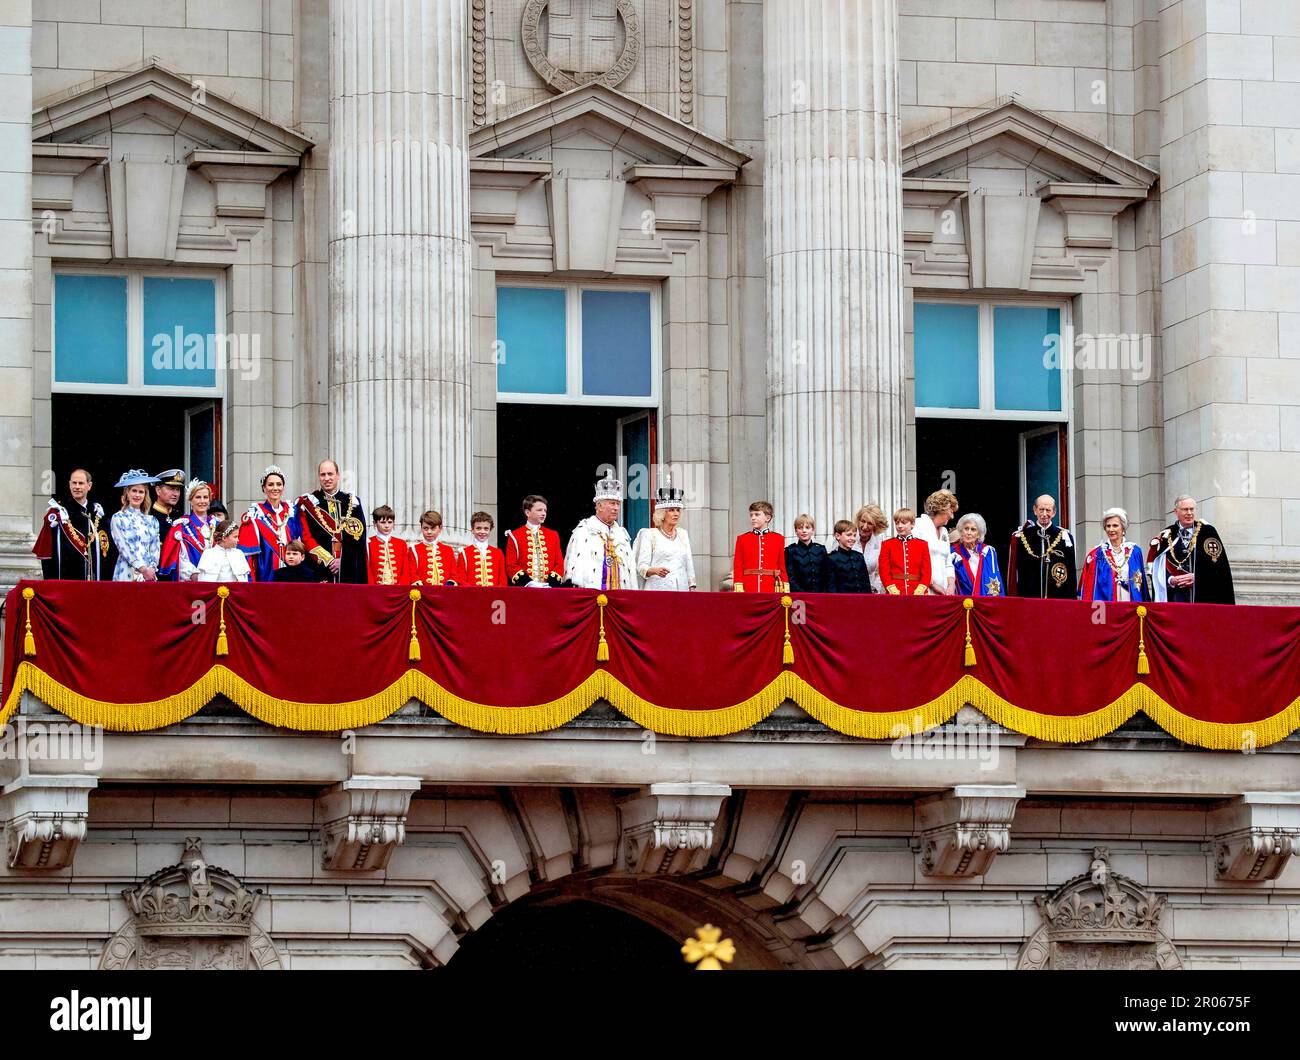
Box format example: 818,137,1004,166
410,539,460,586
505,524,564,586
457,542,506,587
732,529,789,593
367,535,412,586
878,536,932,595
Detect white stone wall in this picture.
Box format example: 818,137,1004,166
0,0,34,585
1160,0,1300,600
32,0,294,127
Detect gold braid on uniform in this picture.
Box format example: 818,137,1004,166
1017,528,1065,559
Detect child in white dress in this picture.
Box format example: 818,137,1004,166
196,520,252,583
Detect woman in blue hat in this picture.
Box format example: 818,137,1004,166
110,470,162,581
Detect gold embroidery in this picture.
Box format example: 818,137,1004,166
1017,526,1066,559
1050,562,1068,588
1204,537,1222,563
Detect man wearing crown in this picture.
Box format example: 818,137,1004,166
506,494,565,588
1147,495,1235,604
33,468,110,580
296,458,367,583
564,476,639,591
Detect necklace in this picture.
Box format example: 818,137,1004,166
1018,526,1065,559
1102,542,1130,582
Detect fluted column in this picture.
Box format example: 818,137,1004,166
764,0,905,526
329,0,473,539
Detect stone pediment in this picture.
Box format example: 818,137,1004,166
902,96,1157,190
32,58,313,161
470,82,749,174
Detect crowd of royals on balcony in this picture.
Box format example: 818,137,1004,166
32,465,1234,604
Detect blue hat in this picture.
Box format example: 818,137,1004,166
115,469,160,488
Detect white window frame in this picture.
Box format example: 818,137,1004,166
52,266,226,399
495,279,661,408
913,298,1071,423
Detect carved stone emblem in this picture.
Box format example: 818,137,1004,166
100,837,281,970
521,0,641,94
1016,847,1181,970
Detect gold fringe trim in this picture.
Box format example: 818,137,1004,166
3,661,1299,750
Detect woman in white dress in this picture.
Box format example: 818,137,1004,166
853,504,889,594
110,469,161,581
633,487,697,591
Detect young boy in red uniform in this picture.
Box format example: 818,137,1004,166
410,510,459,586
732,500,789,592
367,505,412,585
878,507,932,596
457,511,507,587
505,494,564,587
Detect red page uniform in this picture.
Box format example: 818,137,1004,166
505,524,564,586
878,536,932,595
732,529,789,592
458,541,506,587
411,539,460,586
367,535,412,586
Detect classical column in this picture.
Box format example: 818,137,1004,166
329,0,473,539
763,0,905,526
0,2,37,588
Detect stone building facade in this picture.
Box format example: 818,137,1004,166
1,0,1300,970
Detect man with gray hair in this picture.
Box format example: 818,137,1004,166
1147,496,1234,604
564,475,638,591
1008,494,1077,599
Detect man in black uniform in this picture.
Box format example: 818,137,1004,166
150,468,186,582
1147,495,1234,603
32,468,110,580
296,459,368,583
1008,494,1077,599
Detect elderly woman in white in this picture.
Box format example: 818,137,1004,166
632,486,697,591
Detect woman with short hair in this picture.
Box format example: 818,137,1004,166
950,513,1004,597
110,470,161,582
632,487,697,591
853,504,889,594
1080,507,1147,602
916,489,958,594
161,479,220,581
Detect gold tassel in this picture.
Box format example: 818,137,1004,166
21,587,35,657
1136,605,1150,675
596,594,610,662
408,589,422,663
781,594,794,666
215,585,229,656
963,598,977,668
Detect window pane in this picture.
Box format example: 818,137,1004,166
1023,429,1061,522
143,277,218,388
621,415,651,538
994,306,1062,412
581,289,652,398
496,287,567,395
914,302,979,409
54,274,128,385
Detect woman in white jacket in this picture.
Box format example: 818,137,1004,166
632,487,697,591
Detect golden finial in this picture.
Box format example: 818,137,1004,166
681,924,735,970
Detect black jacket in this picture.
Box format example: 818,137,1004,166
786,540,829,593
826,546,874,594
